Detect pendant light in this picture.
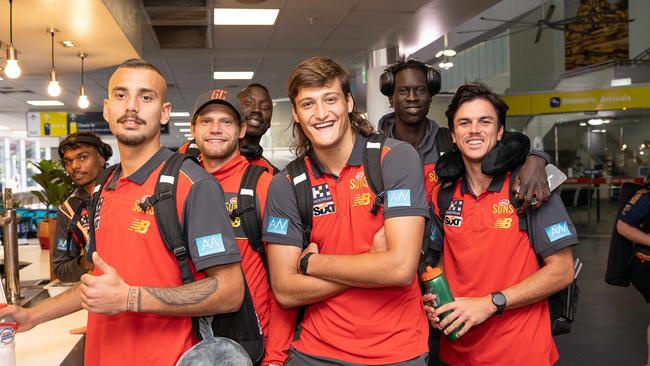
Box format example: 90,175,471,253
436,33,456,70
5,0,22,78
47,29,61,97
78,53,89,109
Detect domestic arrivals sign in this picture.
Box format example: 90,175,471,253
27,111,169,137
502,85,650,116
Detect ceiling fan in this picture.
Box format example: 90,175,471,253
458,0,634,43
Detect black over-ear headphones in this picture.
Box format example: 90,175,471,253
380,60,441,97
58,133,113,161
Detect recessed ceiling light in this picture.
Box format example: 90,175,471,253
27,100,64,106
0,76,4,81
0,125,9,130
184,133,193,138
610,78,631,87
579,122,587,126
214,8,279,25
179,128,191,133
213,71,254,80
174,122,191,127
60,40,77,48
587,118,604,126
170,112,190,117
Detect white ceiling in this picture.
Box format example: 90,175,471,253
0,0,500,144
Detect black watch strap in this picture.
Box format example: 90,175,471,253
299,252,315,275
491,291,507,315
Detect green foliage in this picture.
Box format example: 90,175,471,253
29,159,74,218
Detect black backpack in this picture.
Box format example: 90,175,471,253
436,167,579,336
86,153,265,363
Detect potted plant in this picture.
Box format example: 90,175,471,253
29,159,74,250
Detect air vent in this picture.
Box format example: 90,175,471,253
152,26,208,48
148,9,209,24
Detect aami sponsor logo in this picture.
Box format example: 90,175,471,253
196,233,225,257
492,199,514,214
386,189,411,208
444,215,462,227
267,216,289,235
545,221,571,242
313,202,336,216
350,171,369,190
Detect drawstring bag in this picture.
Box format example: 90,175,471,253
176,317,253,366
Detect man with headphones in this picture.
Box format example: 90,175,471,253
53,131,112,282
378,60,552,366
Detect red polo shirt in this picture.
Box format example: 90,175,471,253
262,134,430,364
208,153,295,365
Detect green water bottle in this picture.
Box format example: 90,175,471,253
421,266,463,340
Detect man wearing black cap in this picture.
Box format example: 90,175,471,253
53,131,112,282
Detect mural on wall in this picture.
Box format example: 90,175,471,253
565,0,630,71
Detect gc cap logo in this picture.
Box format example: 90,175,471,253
267,216,289,235
211,89,228,100
196,233,225,257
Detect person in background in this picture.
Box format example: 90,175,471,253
616,172,650,366
237,83,279,174
53,132,112,282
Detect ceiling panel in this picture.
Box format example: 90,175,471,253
355,0,430,12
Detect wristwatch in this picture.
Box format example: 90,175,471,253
491,292,507,315
299,252,315,275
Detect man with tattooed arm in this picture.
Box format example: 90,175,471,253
0,59,244,365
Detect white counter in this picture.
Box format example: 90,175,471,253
2,243,86,366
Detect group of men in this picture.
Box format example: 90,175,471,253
0,56,578,366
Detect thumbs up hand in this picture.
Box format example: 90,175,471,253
80,252,131,315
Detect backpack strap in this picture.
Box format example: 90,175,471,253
64,199,88,256
285,156,312,249
436,180,457,221
231,165,269,274
150,152,198,284
363,133,386,215
86,164,119,261
434,127,453,156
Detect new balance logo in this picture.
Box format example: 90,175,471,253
493,218,513,229
545,221,571,243
128,218,150,234
196,233,225,257
386,189,411,208
267,216,289,235
352,193,371,207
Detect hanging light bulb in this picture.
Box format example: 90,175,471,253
47,29,61,97
77,53,90,109
435,33,456,70
5,0,22,79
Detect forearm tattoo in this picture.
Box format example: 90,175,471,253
144,277,218,306
127,287,139,312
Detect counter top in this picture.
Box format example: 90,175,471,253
2,243,86,366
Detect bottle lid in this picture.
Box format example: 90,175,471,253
421,266,443,281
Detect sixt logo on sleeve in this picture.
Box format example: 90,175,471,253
196,233,225,257
267,216,289,235
386,189,411,208
544,221,571,243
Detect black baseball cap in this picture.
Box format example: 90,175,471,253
192,89,241,120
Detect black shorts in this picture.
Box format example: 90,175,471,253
630,257,650,303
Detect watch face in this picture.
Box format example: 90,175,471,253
493,292,506,307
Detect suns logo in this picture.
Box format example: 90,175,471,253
226,197,241,227
133,195,155,215
492,199,514,214
349,171,369,190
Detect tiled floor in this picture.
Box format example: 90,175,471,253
556,203,649,365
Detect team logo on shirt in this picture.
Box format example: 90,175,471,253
133,195,155,215
349,171,369,190
226,197,241,228
196,233,225,257
445,200,463,217
545,221,571,243
93,197,104,230
492,199,514,214
128,218,151,234
267,216,289,235
57,238,67,251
